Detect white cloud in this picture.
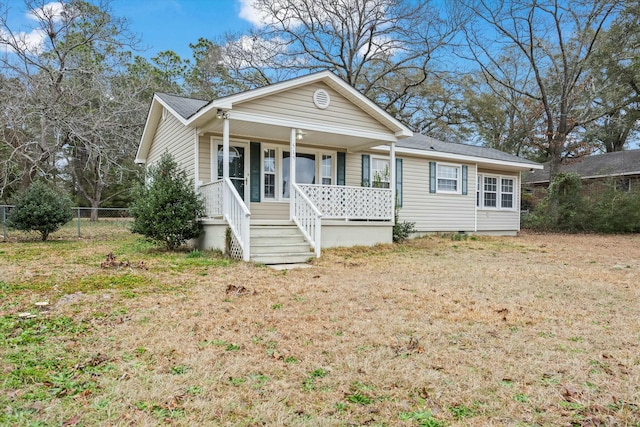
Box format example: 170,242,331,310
1,2,65,54
26,2,65,22
237,0,267,27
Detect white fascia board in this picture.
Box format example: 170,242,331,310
230,110,398,142
135,96,162,164
372,145,543,171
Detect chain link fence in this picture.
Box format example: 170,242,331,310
1,205,131,240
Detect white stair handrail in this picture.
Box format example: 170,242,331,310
223,178,251,261
292,183,322,258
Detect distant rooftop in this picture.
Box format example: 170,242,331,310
525,149,640,183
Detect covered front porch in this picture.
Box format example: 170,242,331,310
195,124,397,262
179,72,412,263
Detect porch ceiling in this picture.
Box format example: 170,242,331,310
199,117,391,152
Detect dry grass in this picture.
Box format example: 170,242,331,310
1,228,639,426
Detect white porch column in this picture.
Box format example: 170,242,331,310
390,141,396,224
222,113,230,219
194,128,200,191
289,128,297,220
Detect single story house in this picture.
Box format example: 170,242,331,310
136,71,542,264
525,150,640,195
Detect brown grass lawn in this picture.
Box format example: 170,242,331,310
1,224,639,426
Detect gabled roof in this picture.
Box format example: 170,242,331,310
186,70,412,137
375,134,542,171
156,93,209,120
525,149,640,184
136,71,414,163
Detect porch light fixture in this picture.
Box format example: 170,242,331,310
216,109,228,120
296,129,304,140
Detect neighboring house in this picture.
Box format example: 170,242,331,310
525,150,640,200
136,71,542,264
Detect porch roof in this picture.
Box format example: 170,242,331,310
137,71,413,163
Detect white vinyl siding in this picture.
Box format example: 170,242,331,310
398,156,476,232
232,82,390,134
147,112,196,178
198,134,211,184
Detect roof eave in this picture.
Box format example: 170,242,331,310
373,145,542,170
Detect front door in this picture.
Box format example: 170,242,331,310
217,144,248,201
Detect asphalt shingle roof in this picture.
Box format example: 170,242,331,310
525,149,640,183
156,93,210,120
155,92,540,166
397,134,540,165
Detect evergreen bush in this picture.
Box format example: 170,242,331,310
129,153,205,250
7,181,73,241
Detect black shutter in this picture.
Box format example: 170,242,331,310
361,154,370,187
429,161,436,193
396,158,403,207
250,142,261,202
337,152,346,186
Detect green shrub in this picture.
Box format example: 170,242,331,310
7,181,73,241
129,153,205,250
393,207,416,242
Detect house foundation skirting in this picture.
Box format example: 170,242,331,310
194,218,393,254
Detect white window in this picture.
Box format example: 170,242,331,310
371,157,390,188
483,176,497,207
477,174,517,210
263,148,276,199
322,155,332,185
501,178,514,208
437,164,460,193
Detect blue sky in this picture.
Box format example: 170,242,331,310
4,0,258,60
110,0,255,60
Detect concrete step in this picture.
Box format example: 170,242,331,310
251,242,311,255
250,225,301,238
251,252,313,265
250,235,307,245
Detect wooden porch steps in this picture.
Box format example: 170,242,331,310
250,222,313,265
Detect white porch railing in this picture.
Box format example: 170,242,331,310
297,184,394,220
292,183,322,258
224,178,251,261
199,180,223,218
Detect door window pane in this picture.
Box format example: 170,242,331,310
217,146,245,199
282,152,316,198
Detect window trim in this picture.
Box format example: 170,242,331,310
370,155,390,189
477,173,518,211
436,162,462,194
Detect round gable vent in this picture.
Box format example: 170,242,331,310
313,88,331,109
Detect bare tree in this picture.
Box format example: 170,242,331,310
0,0,143,212
222,0,467,127
460,0,623,179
